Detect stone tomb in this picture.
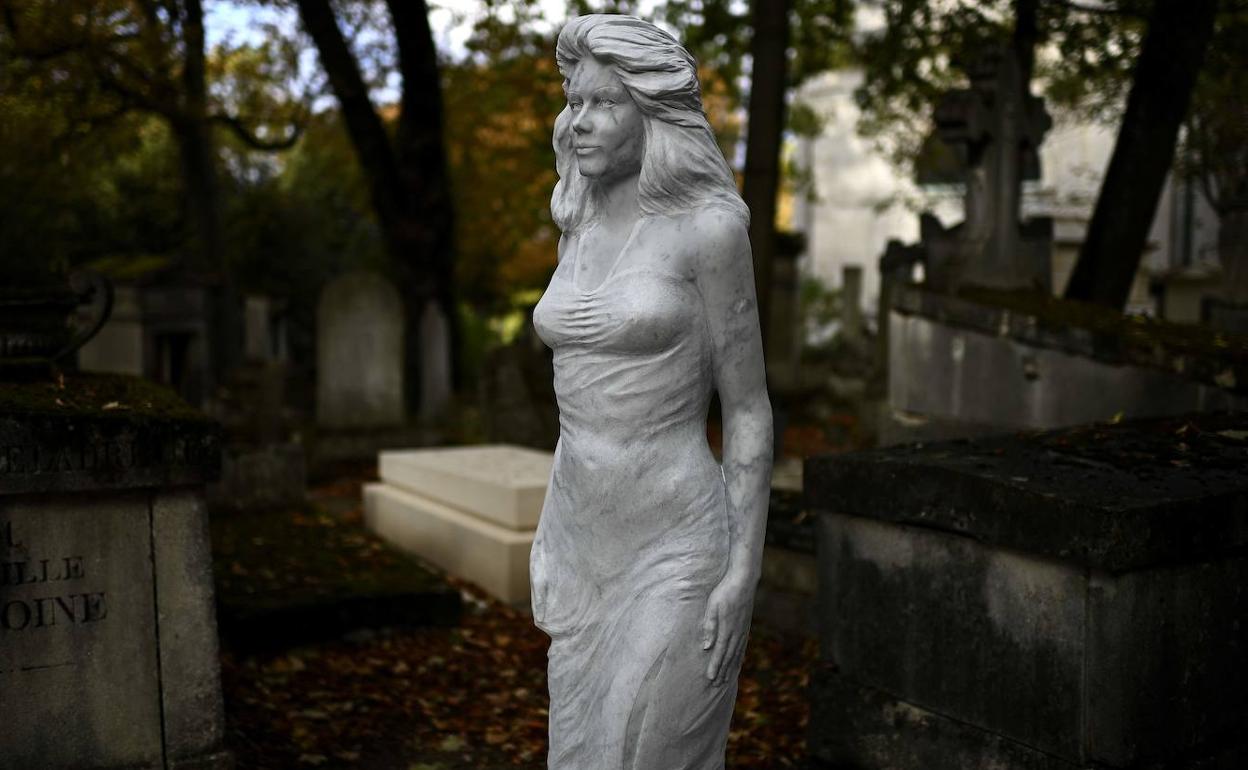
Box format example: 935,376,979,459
806,412,1248,769
363,445,552,604
0,374,227,769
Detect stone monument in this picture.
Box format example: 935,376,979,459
1,264,229,769
530,15,774,768
806,411,1248,769
316,271,405,429
900,45,1054,293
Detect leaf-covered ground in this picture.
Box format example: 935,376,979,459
216,473,817,769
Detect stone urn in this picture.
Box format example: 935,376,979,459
0,263,113,375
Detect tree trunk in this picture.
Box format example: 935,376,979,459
178,0,222,275
742,0,790,356
1013,0,1038,84
295,0,456,418
387,0,458,411
1063,0,1218,309
178,0,236,380
294,0,406,231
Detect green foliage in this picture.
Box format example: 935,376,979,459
226,113,387,292
443,2,565,309
799,273,842,336
652,0,855,99
0,82,185,271
850,0,1245,177
1181,13,1248,213
0,0,307,274
0,3,174,270
854,0,1016,169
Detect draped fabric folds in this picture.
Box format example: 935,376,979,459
531,227,740,770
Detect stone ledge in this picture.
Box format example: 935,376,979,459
378,445,551,531
891,283,1248,394
805,411,1248,572
0,375,219,495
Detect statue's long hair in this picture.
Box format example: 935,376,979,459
551,15,749,234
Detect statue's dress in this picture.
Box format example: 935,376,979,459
531,221,739,770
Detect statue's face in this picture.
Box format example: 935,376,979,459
565,57,644,182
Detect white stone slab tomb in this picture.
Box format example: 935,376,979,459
363,445,553,604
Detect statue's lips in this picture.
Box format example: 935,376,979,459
574,145,600,154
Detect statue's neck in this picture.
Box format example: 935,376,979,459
591,170,642,230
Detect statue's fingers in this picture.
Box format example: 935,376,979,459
707,627,735,681
700,607,717,651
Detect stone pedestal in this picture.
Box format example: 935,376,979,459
805,412,1248,769
363,445,552,604
0,374,227,770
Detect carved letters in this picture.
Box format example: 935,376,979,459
0,521,108,633
0,435,204,476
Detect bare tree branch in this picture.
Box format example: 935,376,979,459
210,113,304,151
1049,0,1149,18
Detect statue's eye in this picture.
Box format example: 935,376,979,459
600,98,616,107
569,101,583,111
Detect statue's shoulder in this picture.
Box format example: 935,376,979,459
671,207,749,266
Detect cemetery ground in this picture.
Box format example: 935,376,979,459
211,466,818,769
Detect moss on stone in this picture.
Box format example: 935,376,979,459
0,372,209,422
958,286,1248,360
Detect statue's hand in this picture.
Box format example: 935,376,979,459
699,572,755,685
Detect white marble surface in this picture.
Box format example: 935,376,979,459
532,15,773,769
379,445,552,530
363,483,534,604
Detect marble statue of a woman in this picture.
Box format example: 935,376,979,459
530,14,774,770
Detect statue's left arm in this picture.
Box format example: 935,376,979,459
691,209,774,685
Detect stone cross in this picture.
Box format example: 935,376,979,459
921,45,1054,292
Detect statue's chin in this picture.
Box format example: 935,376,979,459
578,163,641,190
575,160,605,179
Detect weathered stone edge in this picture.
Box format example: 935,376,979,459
0,414,221,496
808,664,1082,770
803,453,1248,573
892,283,1247,394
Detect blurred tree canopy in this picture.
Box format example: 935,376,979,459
3,0,1244,343
1,0,304,283
442,3,563,309
853,0,1245,308
1182,12,1248,299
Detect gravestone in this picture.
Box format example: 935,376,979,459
899,45,1053,293
806,412,1248,769
317,271,405,429
243,294,271,362
0,374,227,769
364,445,552,604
